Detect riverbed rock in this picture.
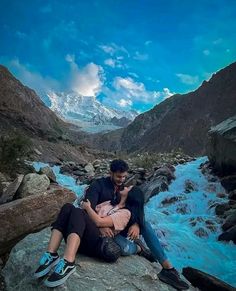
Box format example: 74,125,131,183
16,173,50,198
140,175,169,202
38,166,57,183
218,225,236,244
0,175,24,205
222,209,236,231
229,190,236,200
2,228,194,291
207,115,236,176
220,175,236,192
153,166,175,182
184,180,198,193
0,185,75,257
182,266,235,291
215,203,231,216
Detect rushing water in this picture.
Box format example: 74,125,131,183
33,157,236,287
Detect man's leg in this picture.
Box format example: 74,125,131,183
142,220,189,290
142,220,172,268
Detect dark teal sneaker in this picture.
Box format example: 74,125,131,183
44,258,76,288
34,252,60,278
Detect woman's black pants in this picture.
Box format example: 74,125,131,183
51,203,101,257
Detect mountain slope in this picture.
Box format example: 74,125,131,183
0,65,68,137
92,62,236,155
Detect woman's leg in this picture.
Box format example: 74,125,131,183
34,203,74,279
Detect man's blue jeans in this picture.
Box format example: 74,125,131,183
114,220,167,264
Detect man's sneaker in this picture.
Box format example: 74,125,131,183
44,258,76,288
134,238,156,263
34,252,60,278
158,268,189,290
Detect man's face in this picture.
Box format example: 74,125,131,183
110,171,128,186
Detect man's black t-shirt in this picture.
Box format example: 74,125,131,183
84,176,140,233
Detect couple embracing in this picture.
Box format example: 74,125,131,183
34,159,189,290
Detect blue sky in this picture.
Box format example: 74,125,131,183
0,0,236,112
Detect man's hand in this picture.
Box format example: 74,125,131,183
99,227,114,237
128,223,140,240
81,199,91,211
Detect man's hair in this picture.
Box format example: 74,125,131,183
110,159,129,173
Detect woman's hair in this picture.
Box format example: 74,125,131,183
125,186,145,229
110,185,145,229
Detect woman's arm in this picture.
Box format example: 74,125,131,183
82,199,114,228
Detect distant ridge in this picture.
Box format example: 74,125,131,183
92,62,236,155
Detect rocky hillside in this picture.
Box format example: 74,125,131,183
0,65,68,138
92,62,236,155
0,65,105,165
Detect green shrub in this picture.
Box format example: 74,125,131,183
0,134,32,173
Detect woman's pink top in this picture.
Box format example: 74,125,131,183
95,201,131,233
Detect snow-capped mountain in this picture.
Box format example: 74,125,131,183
47,91,138,128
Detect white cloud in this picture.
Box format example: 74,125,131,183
15,31,27,39
176,73,199,85
104,58,116,68
213,38,222,45
4,58,60,96
162,88,173,99
106,76,174,107
99,43,129,56
203,49,210,56
66,57,104,97
133,51,149,61
128,72,139,78
65,54,75,63
145,40,152,46
116,99,133,108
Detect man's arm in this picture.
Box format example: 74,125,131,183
82,199,114,228
84,180,101,210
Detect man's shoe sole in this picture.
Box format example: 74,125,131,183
34,257,60,279
44,267,76,288
158,272,189,290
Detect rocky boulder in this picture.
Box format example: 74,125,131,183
16,173,50,198
0,175,24,205
222,210,236,231
2,228,193,291
140,176,169,203
182,266,235,291
0,185,75,257
208,115,236,176
38,166,57,183
218,225,236,244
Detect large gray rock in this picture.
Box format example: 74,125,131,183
0,185,75,256
2,228,194,291
140,176,169,202
38,166,56,183
222,210,236,231
16,173,50,198
218,225,236,244
208,115,236,175
0,175,24,204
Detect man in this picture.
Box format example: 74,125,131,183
85,159,189,290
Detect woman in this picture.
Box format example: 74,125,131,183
34,185,143,288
